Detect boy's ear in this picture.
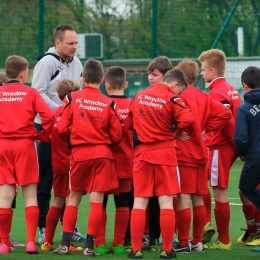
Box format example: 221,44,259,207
100,75,105,84
82,76,86,85
242,82,250,92
105,82,111,91
124,81,129,90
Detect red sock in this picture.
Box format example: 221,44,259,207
94,208,107,246
25,206,39,244
131,209,146,252
177,208,191,246
160,209,175,253
62,205,78,233
173,196,178,234
44,206,61,244
0,208,12,246
202,189,212,224
87,202,103,236
242,204,257,233
192,205,206,245
113,207,130,246
215,200,230,244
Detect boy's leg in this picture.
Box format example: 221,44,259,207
0,184,15,252
158,195,175,254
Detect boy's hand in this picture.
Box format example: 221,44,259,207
239,155,245,161
176,131,190,140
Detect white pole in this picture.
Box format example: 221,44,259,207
237,27,244,56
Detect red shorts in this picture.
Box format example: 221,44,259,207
53,172,69,197
178,164,208,194
0,139,39,186
208,146,237,188
118,178,132,193
133,161,180,197
69,158,118,193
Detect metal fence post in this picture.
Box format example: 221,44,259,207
38,0,44,55
151,0,158,59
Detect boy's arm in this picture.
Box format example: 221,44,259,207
108,100,124,144
204,97,232,132
57,95,73,143
33,91,54,142
170,96,194,130
234,107,248,156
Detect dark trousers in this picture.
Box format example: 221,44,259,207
239,162,260,210
35,123,53,228
148,196,160,239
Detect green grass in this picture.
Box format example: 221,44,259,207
2,160,260,259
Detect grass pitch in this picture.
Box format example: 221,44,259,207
2,161,259,259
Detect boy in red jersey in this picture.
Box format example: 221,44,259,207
198,49,241,250
54,58,124,256
128,69,194,259
40,78,83,252
173,59,232,253
0,55,54,254
94,66,134,255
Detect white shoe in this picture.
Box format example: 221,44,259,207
191,242,204,252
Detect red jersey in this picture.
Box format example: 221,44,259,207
177,85,232,166
109,95,134,179
0,81,53,141
129,82,194,164
57,85,124,159
206,77,241,149
51,106,70,174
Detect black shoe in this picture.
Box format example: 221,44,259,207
160,249,177,259
174,242,191,253
127,250,143,259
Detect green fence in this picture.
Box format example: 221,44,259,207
1,0,260,97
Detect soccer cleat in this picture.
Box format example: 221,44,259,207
94,244,108,255
202,222,215,244
246,237,260,246
0,244,11,254
38,227,45,244
82,247,100,257
9,238,25,247
174,242,191,253
252,246,260,252
149,245,161,252
69,243,83,252
127,250,143,259
191,242,204,252
237,229,259,244
204,240,232,250
125,245,132,253
160,249,177,259
109,244,125,254
26,241,38,254
71,227,86,242
141,234,149,250
41,241,52,251
159,234,179,245
53,245,69,255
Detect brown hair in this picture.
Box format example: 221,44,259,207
198,49,226,76
175,59,199,85
148,56,173,75
53,24,75,42
82,58,104,84
105,66,126,90
162,69,187,88
241,66,260,89
0,70,8,86
5,55,28,79
56,78,80,100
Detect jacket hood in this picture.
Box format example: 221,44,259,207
244,89,260,104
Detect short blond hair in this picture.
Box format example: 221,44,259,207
198,49,226,76
56,78,80,100
175,59,198,85
0,69,8,86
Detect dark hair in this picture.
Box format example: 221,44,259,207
241,66,260,89
0,69,7,86
83,58,104,84
105,66,126,90
148,56,173,75
162,69,187,88
53,24,75,42
5,55,28,79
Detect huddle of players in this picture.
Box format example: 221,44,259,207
1,48,258,259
